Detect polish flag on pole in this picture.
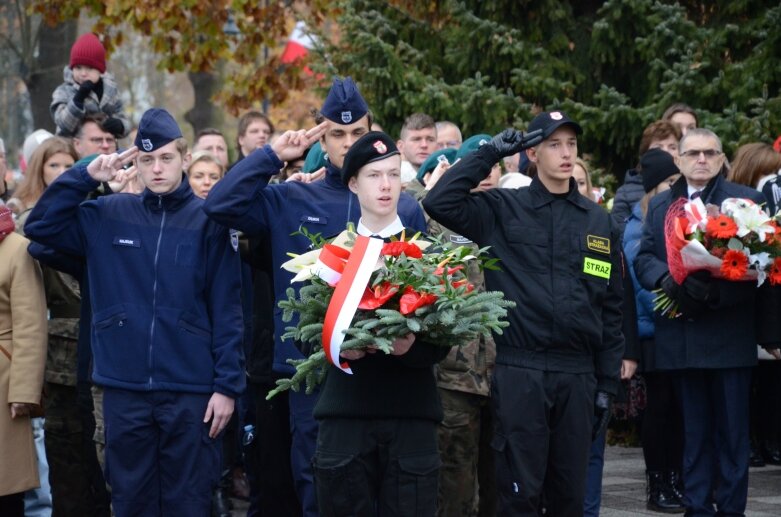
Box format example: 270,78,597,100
281,21,316,69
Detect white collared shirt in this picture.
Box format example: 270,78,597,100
687,186,703,199
356,216,405,238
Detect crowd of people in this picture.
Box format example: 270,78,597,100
1,31,781,517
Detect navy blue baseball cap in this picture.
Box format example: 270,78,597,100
341,132,399,184
321,77,369,125
135,108,183,152
527,110,582,141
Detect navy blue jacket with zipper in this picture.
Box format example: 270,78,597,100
25,165,245,398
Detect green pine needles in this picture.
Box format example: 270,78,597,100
267,233,515,398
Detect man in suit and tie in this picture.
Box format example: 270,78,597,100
635,128,780,516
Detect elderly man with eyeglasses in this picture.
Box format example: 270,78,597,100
72,114,118,159
634,128,781,516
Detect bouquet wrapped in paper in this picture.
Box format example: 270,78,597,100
267,227,515,398
656,196,781,316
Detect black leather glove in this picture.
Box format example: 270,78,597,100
102,117,124,137
73,80,95,107
487,128,544,159
659,273,680,299
592,391,613,441
677,270,716,317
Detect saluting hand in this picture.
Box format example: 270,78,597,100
87,146,139,183
286,166,326,184
487,128,544,159
272,122,328,162
425,160,454,191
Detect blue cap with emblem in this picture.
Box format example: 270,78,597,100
456,134,492,160
134,108,183,153
321,77,369,125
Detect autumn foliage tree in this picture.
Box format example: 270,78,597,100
33,0,330,116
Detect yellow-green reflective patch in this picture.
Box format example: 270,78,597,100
583,257,611,279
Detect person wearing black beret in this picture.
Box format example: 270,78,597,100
24,108,245,516
203,78,426,516
312,131,450,516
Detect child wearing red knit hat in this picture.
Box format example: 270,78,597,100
50,33,130,139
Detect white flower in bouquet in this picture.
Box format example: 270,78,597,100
720,198,775,241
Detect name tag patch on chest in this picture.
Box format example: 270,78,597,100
301,215,328,225
586,235,610,255
450,234,472,245
113,237,140,248
583,257,611,279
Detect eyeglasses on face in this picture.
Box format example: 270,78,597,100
680,149,721,159
86,137,117,145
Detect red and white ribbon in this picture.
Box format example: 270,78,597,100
684,198,707,233
312,244,350,285
321,235,384,374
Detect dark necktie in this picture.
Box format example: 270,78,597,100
690,191,702,200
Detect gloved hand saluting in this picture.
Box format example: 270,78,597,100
486,128,544,159
592,390,613,441
73,80,95,108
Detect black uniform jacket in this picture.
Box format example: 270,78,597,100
423,146,624,395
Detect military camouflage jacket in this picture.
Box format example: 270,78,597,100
425,200,495,397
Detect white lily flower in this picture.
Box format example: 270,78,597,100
721,198,774,241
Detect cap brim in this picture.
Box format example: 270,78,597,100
544,120,583,138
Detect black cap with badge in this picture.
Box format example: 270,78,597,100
527,110,582,141
341,132,400,185
321,77,369,125
134,108,183,153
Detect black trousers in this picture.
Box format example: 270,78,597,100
247,381,301,517
641,371,684,472
0,492,24,517
314,418,440,517
491,365,596,517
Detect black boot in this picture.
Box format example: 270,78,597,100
211,469,233,517
646,471,685,514
762,441,781,465
211,487,232,517
665,470,685,506
750,442,766,467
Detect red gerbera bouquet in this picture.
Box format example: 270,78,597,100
655,196,781,316
267,227,514,397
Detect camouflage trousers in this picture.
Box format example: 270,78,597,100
43,382,111,517
91,384,107,474
437,388,496,517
